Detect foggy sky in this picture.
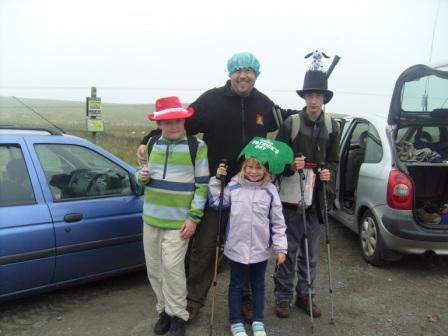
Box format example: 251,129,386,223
0,0,447,115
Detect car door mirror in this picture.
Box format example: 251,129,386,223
130,174,144,196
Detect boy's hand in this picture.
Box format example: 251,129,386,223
216,164,228,179
139,166,150,183
319,168,331,182
180,218,197,240
137,145,146,166
290,155,306,171
276,252,286,265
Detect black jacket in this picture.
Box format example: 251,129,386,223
142,81,294,178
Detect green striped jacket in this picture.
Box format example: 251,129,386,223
136,133,209,229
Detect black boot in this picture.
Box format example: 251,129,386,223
154,312,171,335
169,316,186,336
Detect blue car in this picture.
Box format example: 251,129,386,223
0,126,145,301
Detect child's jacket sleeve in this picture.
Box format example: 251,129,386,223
187,141,210,224
270,187,288,254
208,176,231,210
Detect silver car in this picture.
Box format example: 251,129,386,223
331,62,448,266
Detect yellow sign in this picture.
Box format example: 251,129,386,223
86,118,104,132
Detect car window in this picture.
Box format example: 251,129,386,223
0,144,35,206
349,123,369,146
34,144,132,200
365,125,383,163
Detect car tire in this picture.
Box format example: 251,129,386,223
359,210,386,266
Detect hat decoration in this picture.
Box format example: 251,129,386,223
148,96,194,121
305,50,330,71
296,50,334,104
227,52,260,77
238,137,293,175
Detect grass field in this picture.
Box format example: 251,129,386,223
0,96,158,165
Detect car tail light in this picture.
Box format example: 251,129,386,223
387,169,413,210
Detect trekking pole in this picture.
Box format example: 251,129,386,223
209,159,228,336
296,153,314,333
319,165,335,324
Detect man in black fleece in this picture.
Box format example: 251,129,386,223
137,52,294,322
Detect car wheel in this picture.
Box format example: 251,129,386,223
359,210,386,266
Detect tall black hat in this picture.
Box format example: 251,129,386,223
296,70,333,104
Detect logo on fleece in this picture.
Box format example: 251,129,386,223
256,114,264,125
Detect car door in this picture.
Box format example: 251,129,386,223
0,139,55,299
28,137,144,282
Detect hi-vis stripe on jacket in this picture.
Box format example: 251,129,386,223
136,134,209,229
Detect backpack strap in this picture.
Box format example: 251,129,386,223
324,114,333,135
146,134,161,162
186,135,199,167
272,106,284,130
290,113,301,143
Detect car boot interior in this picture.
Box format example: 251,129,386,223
396,126,448,226
407,165,448,226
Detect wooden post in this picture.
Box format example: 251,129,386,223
86,86,104,144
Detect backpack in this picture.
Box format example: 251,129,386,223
290,112,335,142
271,106,336,142
146,134,199,166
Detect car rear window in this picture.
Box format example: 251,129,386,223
0,145,35,206
401,74,448,114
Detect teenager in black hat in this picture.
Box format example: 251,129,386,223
273,67,340,319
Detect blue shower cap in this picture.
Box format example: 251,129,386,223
227,52,260,77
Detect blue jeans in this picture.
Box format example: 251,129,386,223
228,259,268,323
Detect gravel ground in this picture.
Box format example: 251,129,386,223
1,219,448,336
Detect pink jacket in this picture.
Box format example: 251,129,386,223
208,175,287,264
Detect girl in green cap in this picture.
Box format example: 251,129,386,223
208,137,291,336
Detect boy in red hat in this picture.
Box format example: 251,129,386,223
137,96,209,336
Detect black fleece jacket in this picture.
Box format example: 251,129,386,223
142,80,295,178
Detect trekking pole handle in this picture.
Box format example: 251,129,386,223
317,162,331,182
217,159,228,181
295,153,305,177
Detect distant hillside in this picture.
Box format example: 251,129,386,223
0,96,346,165
0,96,156,135
0,96,164,164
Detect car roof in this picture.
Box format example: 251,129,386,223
0,125,63,136
344,111,387,123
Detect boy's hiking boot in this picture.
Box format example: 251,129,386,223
252,321,267,336
295,296,322,317
274,302,291,318
186,305,199,323
154,311,171,335
230,322,248,336
169,316,186,336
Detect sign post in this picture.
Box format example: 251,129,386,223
86,87,104,144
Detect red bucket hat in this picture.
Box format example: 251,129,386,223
148,96,194,121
